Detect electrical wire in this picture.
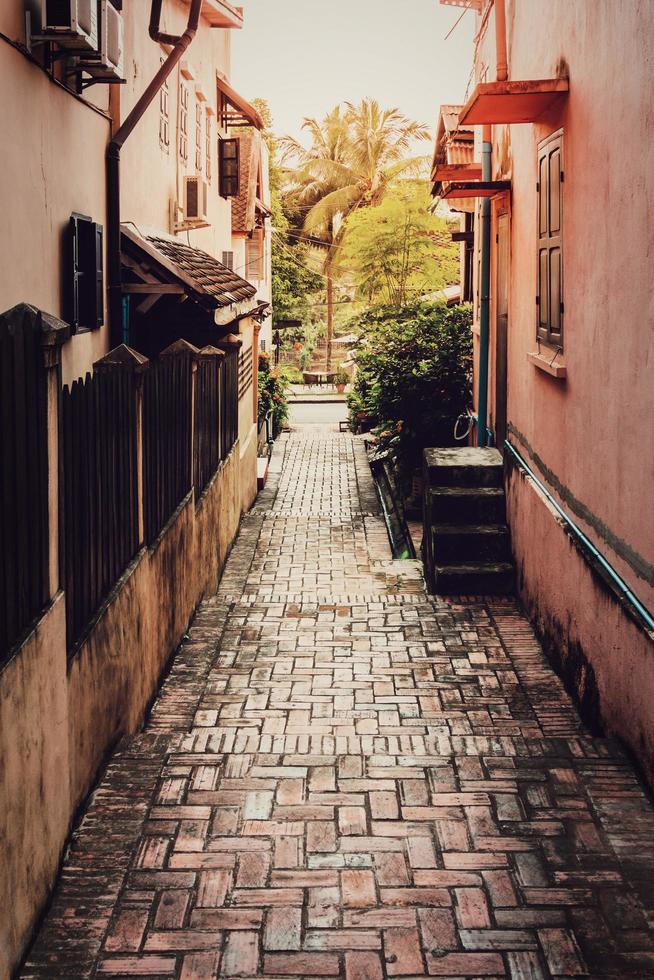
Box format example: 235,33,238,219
444,7,468,40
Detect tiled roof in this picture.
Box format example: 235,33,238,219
147,235,256,306
231,131,260,235
121,226,256,310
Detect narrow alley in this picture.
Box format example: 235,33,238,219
22,428,654,980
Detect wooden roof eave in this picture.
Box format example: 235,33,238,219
217,76,264,129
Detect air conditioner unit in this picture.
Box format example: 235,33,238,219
82,0,124,79
39,0,98,51
183,176,210,226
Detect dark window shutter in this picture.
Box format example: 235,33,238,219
219,137,240,197
93,223,104,329
536,131,563,347
69,213,103,333
70,215,82,333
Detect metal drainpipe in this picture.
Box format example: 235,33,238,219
476,0,508,446
107,0,203,347
477,126,492,447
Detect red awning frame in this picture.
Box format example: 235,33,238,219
459,78,569,126
440,180,511,200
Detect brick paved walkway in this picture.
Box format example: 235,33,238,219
22,429,654,979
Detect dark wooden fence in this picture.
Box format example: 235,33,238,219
222,350,239,458
194,352,222,496
62,368,139,649
0,309,50,662
1,322,242,658
143,351,193,543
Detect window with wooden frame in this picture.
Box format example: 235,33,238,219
68,214,103,333
218,137,240,197
195,102,203,172
159,59,170,151
179,81,189,163
537,130,563,348
205,112,212,180
246,230,264,280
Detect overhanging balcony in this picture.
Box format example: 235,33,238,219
459,78,569,125
181,0,244,28
432,162,483,183
440,180,511,200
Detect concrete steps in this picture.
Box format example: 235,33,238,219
423,448,515,595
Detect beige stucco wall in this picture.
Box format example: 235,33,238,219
0,594,69,980
119,2,234,261
469,0,654,776
0,446,242,978
1,3,262,385
0,36,111,386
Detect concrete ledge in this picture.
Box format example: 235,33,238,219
528,350,567,378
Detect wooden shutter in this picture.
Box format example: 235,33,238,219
69,214,103,332
219,137,240,197
246,232,264,280
537,130,563,347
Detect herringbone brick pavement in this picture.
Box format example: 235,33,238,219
20,430,654,979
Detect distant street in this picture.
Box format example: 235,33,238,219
288,399,348,427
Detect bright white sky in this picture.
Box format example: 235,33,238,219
231,0,475,143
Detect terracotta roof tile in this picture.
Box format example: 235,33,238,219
121,225,257,310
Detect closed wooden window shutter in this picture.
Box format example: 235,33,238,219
246,232,264,280
537,131,563,347
219,138,240,197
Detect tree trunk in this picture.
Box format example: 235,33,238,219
326,273,334,373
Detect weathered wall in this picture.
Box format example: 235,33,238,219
120,2,234,263
467,0,654,780
0,596,69,980
0,38,111,387
507,461,654,788
0,448,241,979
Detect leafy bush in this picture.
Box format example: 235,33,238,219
348,300,472,465
258,353,290,433
282,365,304,384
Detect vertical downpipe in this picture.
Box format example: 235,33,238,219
477,126,492,447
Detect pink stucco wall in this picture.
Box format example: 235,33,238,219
470,0,654,776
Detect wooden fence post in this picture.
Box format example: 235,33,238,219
93,344,149,547
196,346,225,492
218,334,243,452
38,311,71,600
160,339,200,497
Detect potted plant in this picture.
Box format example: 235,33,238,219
334,366,349,393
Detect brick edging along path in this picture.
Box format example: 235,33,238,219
21,428,654,979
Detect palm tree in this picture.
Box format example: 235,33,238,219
282,100,430,370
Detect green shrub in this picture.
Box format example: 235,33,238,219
258,353,290,433
348,300,472,465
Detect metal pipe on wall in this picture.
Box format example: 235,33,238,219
107,0,203,346
495,0,508,82
477,125,492,447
